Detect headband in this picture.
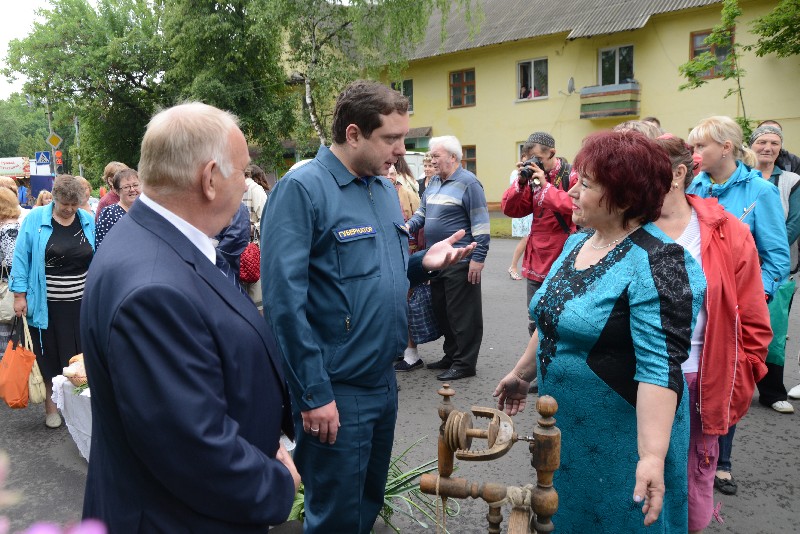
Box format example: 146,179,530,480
749,125,783,146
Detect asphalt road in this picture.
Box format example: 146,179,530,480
1,238,798,533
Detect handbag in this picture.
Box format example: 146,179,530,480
408,283,441,345
766,278,796,366
240,227,261,284
0,316,39,409
0,264,15,324
27,310,46,404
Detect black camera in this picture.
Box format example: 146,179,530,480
519,157,546,186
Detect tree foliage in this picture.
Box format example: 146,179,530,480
4,0,478,175
162,0,296,168
0,95,48,158
4,0,167,179
277,0,479,145
749,0,800,58
678,0,748,122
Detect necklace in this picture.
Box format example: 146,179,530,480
589,225,641,250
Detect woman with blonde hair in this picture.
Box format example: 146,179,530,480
0,187,22,346
686,115,790,496
34,190,53,206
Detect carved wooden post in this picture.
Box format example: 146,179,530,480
437,383,456,477
486,505,503,534
531,396,560,534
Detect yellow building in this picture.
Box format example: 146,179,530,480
399,0,799,203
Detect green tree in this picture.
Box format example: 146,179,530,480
162,0,296,169
4,0,168,178
0,94,49,158
749,0,800,58
678,0,748,125
277,0,480,146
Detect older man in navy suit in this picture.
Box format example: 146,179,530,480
80,102,300,532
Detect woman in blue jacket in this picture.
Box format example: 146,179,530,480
686,116,790,497
10,174,95,428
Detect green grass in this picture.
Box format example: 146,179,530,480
490,216,513,238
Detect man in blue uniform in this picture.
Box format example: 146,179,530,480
262,80,476,533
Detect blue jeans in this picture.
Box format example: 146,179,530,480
716,424,736,473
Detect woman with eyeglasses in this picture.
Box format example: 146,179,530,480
10,174,95,428
95,169,140,249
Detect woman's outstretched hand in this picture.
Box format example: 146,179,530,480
492,371,531,416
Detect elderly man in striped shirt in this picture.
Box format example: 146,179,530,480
407,135,491,381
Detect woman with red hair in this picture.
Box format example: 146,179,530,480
494,130,705,532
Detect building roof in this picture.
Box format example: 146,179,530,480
408,0,721,60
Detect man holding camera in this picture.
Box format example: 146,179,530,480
501,131,578,336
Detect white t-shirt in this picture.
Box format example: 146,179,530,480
676,208,707,374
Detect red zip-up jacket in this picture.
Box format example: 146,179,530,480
501,158,578,282
688,195,772,435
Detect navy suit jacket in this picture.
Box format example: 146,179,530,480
81,200,295,533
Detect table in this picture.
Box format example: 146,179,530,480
51,374,92,461
49,376,294,461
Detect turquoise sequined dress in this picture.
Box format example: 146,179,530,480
531,225,705,533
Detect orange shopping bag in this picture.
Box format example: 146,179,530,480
0,317,38,409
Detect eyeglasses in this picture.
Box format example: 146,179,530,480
119,183,140,192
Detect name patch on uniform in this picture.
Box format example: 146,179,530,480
336,225,376,241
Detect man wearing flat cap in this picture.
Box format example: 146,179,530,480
501,132,578,337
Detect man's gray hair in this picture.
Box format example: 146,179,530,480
429,135,463,163
139,102,240,195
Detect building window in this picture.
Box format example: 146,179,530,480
599,45,634,85
450,69,475,108
391,79,414,112
517,58,548,99
461,146,477,174
690,30,733,79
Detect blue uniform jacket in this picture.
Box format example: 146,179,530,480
263,145,429,411
10,203,95,329
687,161,789,296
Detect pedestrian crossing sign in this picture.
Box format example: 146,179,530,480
35,151,51,165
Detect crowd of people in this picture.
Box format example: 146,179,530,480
495,116,799,533
2,79,798,533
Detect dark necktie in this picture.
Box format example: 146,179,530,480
215,250,247,297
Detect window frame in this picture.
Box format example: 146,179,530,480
461,145,477,174
449,69,476,109
516,57,549,101
690,29,734,79
598,44,634,86
391,79,414,112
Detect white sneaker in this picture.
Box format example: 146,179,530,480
770,400,794,414
788,384,800,400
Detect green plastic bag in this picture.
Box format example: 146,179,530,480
766,278,796,366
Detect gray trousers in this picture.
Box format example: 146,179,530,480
430,261,483,372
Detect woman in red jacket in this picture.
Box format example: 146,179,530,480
653,136,772,533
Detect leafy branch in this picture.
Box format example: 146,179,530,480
678,0,748,122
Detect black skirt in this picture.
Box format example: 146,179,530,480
30,299,82,381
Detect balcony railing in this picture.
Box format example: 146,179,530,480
579,82,640,119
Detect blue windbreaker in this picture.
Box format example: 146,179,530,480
686,161,789,295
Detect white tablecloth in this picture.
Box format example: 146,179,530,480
51,374,92,461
